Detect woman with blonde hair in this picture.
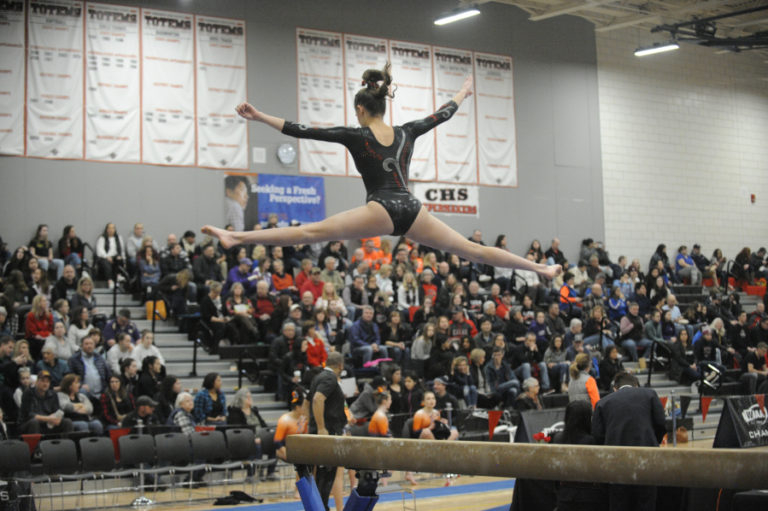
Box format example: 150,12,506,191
568,353,600,409
376,264,394,298
25,294,53,360
316,282,347,318
71,275,98,316
397,271,420,311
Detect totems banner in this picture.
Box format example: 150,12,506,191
295,28,346,176
475,52,517,187
389,40,435,181
433,46,476,184
141,8,195,166
343,34,389,175
84,2,140,162
27,0,84,159
0,0,26,156
196,15,247,169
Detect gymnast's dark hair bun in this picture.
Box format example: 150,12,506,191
355,62,394,117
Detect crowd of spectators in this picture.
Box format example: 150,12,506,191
2,222,768,445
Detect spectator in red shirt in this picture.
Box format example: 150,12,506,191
303,321,327,367
25,295,54,360
253,280,276,338
294,258,313,291
299,267,325,302
448,307,478,339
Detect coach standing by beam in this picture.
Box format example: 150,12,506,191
308,351,347,509
592,371,666,511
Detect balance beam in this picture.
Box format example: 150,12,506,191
285,435,768,489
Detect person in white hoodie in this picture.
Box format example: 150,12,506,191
106,333,135,374
131,330,165,367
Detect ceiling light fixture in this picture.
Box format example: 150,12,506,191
634,41,680,57
434,6,480,26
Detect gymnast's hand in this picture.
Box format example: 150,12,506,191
235,102,261,121
460,75,473,98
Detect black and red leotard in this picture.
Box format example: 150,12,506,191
281,101,458,236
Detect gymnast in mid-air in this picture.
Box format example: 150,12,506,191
202,63,562,280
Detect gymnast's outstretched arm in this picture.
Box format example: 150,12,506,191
235,102,356,145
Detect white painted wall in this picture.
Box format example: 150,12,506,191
597,28,768,269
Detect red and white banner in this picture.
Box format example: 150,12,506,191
474,52,517,187
196,15,247,169
142,8,195,166
433,46,476,184
84,2,140,162
343,34,388,174
296,28,346,176
389,40,435,181
27,0,84,159
0,0,26,156
412,182,479,217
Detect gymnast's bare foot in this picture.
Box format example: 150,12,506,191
538,264,563,281
201,225,237,249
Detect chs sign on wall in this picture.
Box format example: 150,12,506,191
412,182,479,217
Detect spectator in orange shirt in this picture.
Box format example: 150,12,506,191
271,259,298,297
368,390,392,437
362,240,384,271
411,391,458,441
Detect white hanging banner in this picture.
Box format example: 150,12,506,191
0,1,26,156
27,0,84,159
474,52,517,187
196,15,247,169
141,8,195,166
84,2,140,162
411,182,479,217
343,33,388,175
432,46,476,184
296,28,346,175
389,40,434,182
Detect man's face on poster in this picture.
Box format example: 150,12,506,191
227,181,249,209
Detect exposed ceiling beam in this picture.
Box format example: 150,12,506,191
529,0,616,21
731,16,768,28
594,0,733,33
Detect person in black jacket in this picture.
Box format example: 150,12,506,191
227,387,276,480
668,329,698,385
19,370,74,434
200,281,239,351
552,400,608,511
154,375,180,424
592,372,665,511
135,356,163,398
598,345,624,391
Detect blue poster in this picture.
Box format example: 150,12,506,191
254,173,326,225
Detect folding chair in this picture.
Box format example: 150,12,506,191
190,430,241,497
225,428,270,494
79,437,135,507
154,432,205,500
39,438,91,509
119,434,166,504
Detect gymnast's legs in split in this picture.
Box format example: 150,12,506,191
202,202,561,280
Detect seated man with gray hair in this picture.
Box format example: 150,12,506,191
168,392,196,435
320,256,344,294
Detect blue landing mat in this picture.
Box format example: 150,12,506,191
207,478,515,511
